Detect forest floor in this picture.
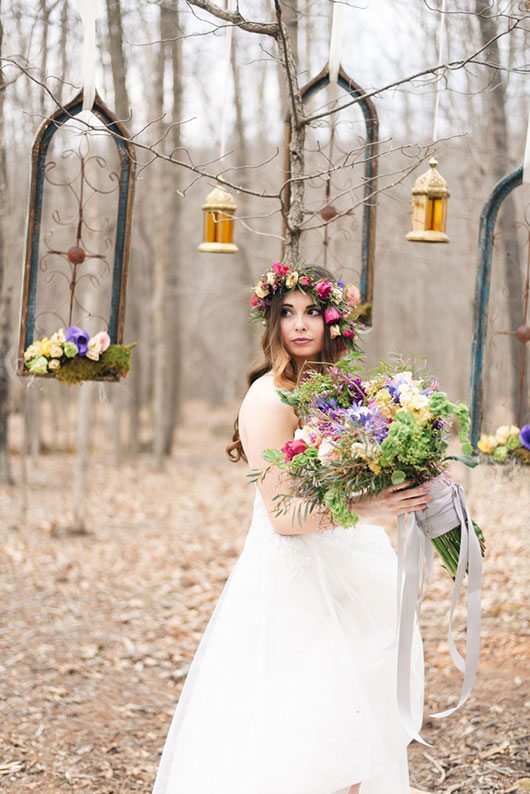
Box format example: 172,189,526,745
0,400,529,794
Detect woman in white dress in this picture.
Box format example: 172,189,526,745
152,265,428,794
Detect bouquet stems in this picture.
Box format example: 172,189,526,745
431,520,486,579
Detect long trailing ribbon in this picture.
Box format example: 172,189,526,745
395,476,482,745
71,0,100,111
328,0,345,84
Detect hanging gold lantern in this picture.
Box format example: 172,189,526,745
198,186,238,253
406,157,450,243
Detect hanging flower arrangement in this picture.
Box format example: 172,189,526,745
477,424,530,464
23,326,136,385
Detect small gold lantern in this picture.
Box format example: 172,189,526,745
198,186,238,253
406,157,450,243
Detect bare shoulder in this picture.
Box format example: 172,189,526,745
239,372,297,426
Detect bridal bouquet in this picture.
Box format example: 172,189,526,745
250,354,484,578
23,326,136,384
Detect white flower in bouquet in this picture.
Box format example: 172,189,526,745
294,426,321,447
317,439,339,465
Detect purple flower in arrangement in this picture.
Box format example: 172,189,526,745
337,279,346,289
432,419,445,431
345,403,389,443
65,325,90,356
520,424,530,450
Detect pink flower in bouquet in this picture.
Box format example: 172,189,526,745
272,262,290,276
314,279,333,300
92,331,111,352
346,285,361,306
324,306,340,324
281,438,308,461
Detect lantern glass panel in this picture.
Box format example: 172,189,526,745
204,210,216,243
427,197,444,232
216,211,234,244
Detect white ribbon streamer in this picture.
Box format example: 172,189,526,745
328,1,345,84
395,476,482,745
219,0,237,161
71,0,100,111
432,0,447,143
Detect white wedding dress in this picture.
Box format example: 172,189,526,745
152,485,425,794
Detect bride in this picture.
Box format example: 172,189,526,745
152,264,428,794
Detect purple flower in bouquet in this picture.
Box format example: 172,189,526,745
386,372,413,404
348,377,366,404
346,403,389,443
520,424,530,450
65,325,90,356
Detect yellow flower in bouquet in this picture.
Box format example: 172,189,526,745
373,388,396,419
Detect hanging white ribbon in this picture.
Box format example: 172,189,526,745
328,0,345,84
71,0,100,111
219,0,237,161
395,474,482,745
432,0,447,143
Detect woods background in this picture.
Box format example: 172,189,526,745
0,0,529,475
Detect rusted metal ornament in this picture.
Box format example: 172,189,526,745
515,323,530,343
67,245,86,265
320,204,338,222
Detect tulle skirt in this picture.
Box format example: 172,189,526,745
152,487,424,794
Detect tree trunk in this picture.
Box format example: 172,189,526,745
0,2,13,484
161,1,183,455
151,8,168,469
105,0,141,460
475,0,527,422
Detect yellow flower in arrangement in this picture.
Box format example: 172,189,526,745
285,271,299,288
39,337,52,357
477,434,497,454
255,282,268,299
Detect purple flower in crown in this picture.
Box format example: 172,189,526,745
520,424,530,450
65,325,90,356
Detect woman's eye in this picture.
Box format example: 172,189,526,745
308,308,321,315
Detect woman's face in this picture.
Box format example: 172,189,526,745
279,289,325,365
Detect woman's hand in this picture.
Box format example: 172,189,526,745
350,481,432,522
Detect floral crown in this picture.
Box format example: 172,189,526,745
249,262,362,346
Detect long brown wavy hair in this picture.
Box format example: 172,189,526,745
226,265,349,463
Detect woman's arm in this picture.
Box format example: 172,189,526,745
240,382,335,536
240,380,432,536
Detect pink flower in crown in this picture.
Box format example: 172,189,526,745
298,276,312,286
250,293,261,307
314,279,333,300
272,262,290,276
281,438,307,462
324,306,340,324
342,327,356,339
